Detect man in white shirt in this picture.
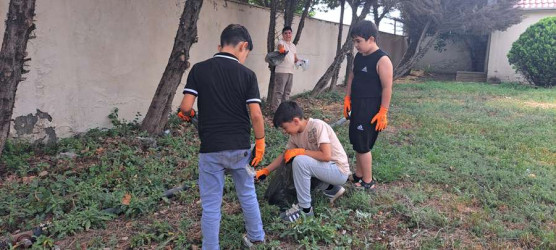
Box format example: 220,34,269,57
272,26,299,111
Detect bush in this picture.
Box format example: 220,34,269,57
507,16,556,87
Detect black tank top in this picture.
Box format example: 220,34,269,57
351,49,388,98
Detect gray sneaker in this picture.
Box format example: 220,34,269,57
242,234,265,249
323,185,345,204
279,204,314,222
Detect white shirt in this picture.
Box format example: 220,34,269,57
275,40,297,74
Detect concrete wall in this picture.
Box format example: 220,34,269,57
377,31,407,68
0,0,360,141
487,9,556,83
414,37,472,73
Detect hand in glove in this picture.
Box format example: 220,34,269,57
343,96,351,119
371,106,388,131
177,109,196,122
250,137,265,167
255,168,270,181
284,148,306,163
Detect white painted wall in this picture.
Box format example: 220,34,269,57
487,9,556,83
0,0,353,140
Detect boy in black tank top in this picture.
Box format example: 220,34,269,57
343,20,393,191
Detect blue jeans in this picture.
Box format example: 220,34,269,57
199,149,265,250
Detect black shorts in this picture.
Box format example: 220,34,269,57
349,97,381,153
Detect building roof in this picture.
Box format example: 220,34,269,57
517,0,556,9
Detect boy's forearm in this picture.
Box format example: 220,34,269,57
304,150,331,162
180,94,196,112
345,72,353,96
248,103,265,139
266,154,285,172
252,115,264,139
381,87,392,108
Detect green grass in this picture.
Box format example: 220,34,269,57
1,81,555,248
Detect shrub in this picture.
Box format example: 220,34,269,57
507,16,556,87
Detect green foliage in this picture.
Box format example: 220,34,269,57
0,107,198,239
508,16,556,87
279,216,337,246
31,235,55,249
107,108,142,136
51,207,115,237
130,221,174,248
1,141,35,176
2,82,556,248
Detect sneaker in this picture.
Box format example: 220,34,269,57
323,185,345,204
242,234,265,249
279,204,314,222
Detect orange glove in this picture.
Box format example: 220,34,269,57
250,137,265,167
284,148,306,163
343,96,351,119
178,109,196,122
371,106,388,131
278,44,286,54
255,168,270,181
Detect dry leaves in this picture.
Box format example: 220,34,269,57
121,193,132,205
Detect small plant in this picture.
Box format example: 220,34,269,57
508,16,556,87
130,232,157,248
51,207,115,237
107,108,142,136
279,216,336,245
129,221,174,247
32,235,55,249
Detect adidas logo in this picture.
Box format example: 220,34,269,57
357,125,364,131
361,66,367,72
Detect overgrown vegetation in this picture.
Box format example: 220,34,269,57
508,16,556,88
1,81,555,249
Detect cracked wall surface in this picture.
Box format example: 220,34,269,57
12,109,57,144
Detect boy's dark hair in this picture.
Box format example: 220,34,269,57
273,101,304,128
350,20,378,41
221,24,253,51
282,26,293,33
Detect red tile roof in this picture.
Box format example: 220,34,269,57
517,0,556,9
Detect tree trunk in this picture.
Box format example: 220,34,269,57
0,0,37,159
141,0,203,134
328,0,346,91
284,0,297,27
293,0,311,45
311,40,353,96
311,0,372,95
266,0,278,107
393,21,438,79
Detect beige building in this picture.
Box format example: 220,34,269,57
486,0,556,82
0,0,353,142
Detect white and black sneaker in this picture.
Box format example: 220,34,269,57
242,234,265,249
279,204,314,222
323,185,345,204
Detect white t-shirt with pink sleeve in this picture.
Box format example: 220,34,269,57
286,118,350,175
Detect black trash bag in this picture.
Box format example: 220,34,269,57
264,161,322,210
265,51,289,67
